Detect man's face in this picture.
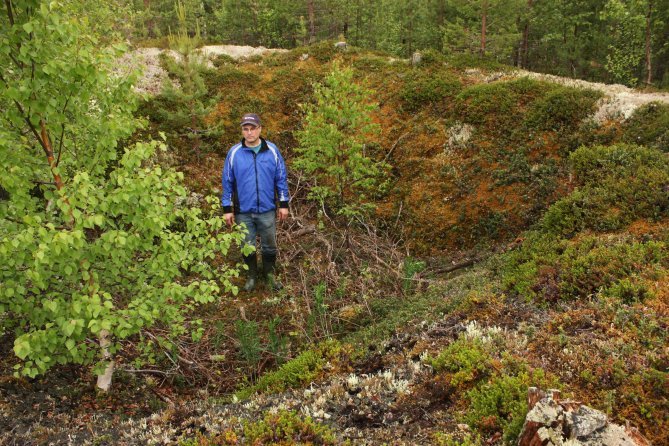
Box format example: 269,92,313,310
242,124,261,146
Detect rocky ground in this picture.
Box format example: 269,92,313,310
0,265,657,445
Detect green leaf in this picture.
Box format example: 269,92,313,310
63,320,76,337
14,340,31,360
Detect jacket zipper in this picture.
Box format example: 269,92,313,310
253,152,260,212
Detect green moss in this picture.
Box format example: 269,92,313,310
234,340,344,400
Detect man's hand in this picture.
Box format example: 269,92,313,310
278,208,289,222
224,213,235,227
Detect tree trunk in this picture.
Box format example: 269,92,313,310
251,0,259,46
307,0,315,43
570,24,577,78
96,330,115,392
645,0,653,85
408,17,413,57
480,0,487,57
40,121,65,193
520,0,533,68
143,0,155,37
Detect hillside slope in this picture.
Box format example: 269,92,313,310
134,43,669,445
129,43,669,253
2,43,667,445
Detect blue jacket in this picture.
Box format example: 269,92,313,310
221,138,290,214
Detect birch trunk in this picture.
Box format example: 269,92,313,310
96,330,115,392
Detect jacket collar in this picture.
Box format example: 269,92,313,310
241,137,268,151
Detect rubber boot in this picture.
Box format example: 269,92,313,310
242,254,257,292
262,253,283,291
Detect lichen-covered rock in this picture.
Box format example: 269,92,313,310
518,388,651,446
569,405,608,439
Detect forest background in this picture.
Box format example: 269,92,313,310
112,0,669,88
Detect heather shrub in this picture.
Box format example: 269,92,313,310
524,86,602,132
400,70,461,112
543,145,669,237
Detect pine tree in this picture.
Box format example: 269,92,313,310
160,1,221,158
295,62,388,222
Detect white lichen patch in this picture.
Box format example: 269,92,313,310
464,320,504,343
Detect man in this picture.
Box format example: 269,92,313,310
222,113,290,292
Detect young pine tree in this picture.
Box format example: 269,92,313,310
295,62,388,223
159,1,221,157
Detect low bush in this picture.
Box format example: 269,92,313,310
456,82,520,126
501,231,563,301
416,48,447,66
428,336,491,387
432,432,482,446
295,40,354,63
524,86,602,132
603,277,654,304
180,410,340,445
445,53,509,71
210,53,236,68
213,66,261,89
622,102,669,151
542,144,669,237
464,368,550,443
402,257,427,294
503,232,666,302
351,54,392,72
502,144,669,303
234,349,323,400
557,237,665,299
